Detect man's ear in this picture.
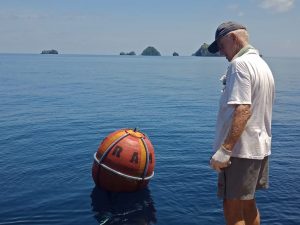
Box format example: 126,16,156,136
230,32,237,42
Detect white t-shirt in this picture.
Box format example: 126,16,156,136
213,49,275,159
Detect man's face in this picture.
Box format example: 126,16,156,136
217,33,236,62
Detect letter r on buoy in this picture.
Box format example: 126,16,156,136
112,146,123,157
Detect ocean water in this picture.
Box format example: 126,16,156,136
0,54,299,225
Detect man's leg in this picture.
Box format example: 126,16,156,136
220,157,268,225
223,199,260,225
243,199,260,225
223,199,245,225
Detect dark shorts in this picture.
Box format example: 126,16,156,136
218,156,269,200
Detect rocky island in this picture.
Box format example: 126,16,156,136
41,49,58,54
117,44,223,57
120,51,136,55
193,43,220,56
141,46,161,56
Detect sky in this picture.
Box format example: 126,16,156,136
0,0,298,57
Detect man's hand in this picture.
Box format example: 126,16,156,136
210,145,232,172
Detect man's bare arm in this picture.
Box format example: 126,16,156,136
223,104,251,151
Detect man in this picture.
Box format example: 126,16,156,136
208,21,275,225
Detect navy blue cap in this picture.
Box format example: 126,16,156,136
208,21,247,53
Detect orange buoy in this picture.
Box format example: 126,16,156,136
92,128,155,192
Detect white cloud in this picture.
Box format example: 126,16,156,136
259,0,294,12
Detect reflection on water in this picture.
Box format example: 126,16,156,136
91,186,156,225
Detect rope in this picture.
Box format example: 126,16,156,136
94,152,154,181
98,133,129,163
141,138,150,179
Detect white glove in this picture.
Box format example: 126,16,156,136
210,145,232,172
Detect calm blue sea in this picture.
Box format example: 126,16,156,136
0,54,299,225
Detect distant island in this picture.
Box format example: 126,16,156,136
120,51,136,56
193,43,220,56
117,44,223,57
41,49,58,54
141,46,161,56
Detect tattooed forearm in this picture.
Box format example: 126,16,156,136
223,104,251,151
